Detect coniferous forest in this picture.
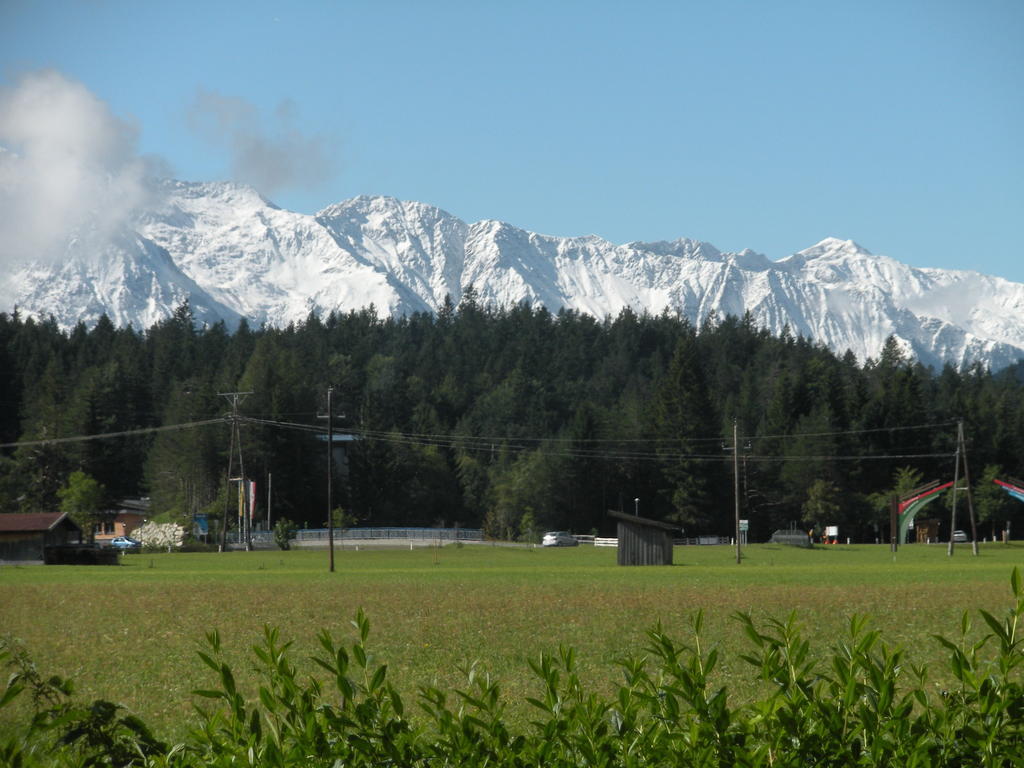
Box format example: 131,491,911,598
3,294,1024,543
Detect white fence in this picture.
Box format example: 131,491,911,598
226,526,484,548
679,536,731,546
295,526,483,542
591,536,731,548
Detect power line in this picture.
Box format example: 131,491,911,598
334,425,955,463
287,425,955,464
240,416,327,434
748,421,959,441
0,419,225,450
2,415,956,466
350,419,956,446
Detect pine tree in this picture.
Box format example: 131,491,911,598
652,330,721,528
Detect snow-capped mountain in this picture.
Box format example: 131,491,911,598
5,179,1024,370
1,223,240,330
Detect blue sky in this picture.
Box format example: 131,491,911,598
2,0,1022,279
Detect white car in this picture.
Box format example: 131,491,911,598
952,530,968,543
542,531,578,547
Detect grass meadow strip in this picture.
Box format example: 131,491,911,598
2,566,1023,765
1,543,1021,745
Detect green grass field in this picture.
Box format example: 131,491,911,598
2,541,1023,739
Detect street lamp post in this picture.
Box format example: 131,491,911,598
634,497,639,516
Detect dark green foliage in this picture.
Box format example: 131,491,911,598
57,470,106,541
654,328,721,527
3,570,1024,766
3,307,1024,541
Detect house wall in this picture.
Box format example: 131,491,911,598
94,512,146,544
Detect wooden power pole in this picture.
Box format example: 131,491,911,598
327,387,335,573
734,419,741,565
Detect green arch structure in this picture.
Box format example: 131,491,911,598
898,481,953,544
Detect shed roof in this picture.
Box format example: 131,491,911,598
0,512,80,533
608,510,680,531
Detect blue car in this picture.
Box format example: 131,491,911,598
109,536,141,550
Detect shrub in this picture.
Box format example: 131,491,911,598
273,518,298,550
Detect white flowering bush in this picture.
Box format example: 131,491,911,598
131,521,185,550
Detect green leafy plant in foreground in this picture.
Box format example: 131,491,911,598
2,569,1024,766
0,634,165,767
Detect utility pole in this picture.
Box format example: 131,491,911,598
218,391,252,552
317,389,345,572
722,419,744,564
327,387,335,573
962,422,979,556
733,419,741,565
947,420,979,557
890,495,899,554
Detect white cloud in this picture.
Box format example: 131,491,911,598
0,70,159,266
187,88,336,197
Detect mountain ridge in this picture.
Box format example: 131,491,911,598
4,178,1024,370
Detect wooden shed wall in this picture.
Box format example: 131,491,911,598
616,520,673,566
0,532,46,561
0,519,81,562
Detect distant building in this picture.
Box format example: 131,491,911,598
0,512,82,562
770,528,812,548
608,510,678,566
315,433,358,480
93,498,149,545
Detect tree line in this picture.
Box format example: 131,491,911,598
2,294,1024,541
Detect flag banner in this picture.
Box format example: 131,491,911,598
249,480,257,521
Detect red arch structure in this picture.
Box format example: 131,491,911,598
897,481,953,544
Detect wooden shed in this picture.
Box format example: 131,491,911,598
0,512,82,562
608,510,679,566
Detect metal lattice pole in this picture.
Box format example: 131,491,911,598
217,391,252,552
